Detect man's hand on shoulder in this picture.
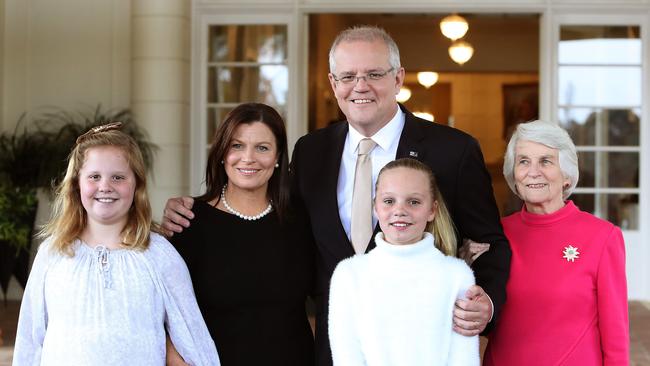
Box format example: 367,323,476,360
162,196,195,237
459,238,490,266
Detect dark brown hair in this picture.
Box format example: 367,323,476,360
198,103,290,221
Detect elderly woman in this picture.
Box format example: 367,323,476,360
482,120,629,365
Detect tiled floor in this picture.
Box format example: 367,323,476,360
2,300,650,365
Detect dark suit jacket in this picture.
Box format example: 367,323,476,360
290,104,511,366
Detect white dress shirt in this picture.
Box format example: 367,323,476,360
337,106,405,243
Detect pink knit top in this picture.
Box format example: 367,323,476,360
483,201,629,366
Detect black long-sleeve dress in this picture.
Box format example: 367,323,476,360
171,200,315,365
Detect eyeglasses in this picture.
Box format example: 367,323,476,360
331,67,395,86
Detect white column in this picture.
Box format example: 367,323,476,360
132,0,190,220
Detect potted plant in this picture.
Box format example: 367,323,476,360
0,106,156,300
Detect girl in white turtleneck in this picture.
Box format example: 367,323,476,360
328,158,479,366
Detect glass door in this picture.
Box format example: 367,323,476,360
191,13,295,195
206,25,289,144
552,13,648,298
557,24,641,230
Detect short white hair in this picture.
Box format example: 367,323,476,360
503,120,579,200
328,25,401,74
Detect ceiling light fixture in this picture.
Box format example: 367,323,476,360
417,72,439,89
440,14,469,41
448,40,474,65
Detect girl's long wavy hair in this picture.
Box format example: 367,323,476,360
375,158,457,256
39,125,159,255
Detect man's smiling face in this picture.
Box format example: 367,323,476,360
328,39,404,137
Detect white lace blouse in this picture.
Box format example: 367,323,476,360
12,233,220,366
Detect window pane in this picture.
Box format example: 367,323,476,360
559,26,641,65
207,108,216,144
209,25,287,63
571,193,594,213
577,151,594,188
570,193,639,230
606,152,639,188
206,107,234,145
208,65,288,105
558,108,640,146
207,66,218,103
577,151,638,188
558,66,641,107
613,194,639,230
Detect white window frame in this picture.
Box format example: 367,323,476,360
190,9,302,195
550,12,649,299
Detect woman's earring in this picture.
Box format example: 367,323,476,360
275,162,279,168
221,160,224,164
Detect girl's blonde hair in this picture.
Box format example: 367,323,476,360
375,158,457,256
40,123,159,255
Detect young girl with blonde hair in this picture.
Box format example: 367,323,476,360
328,158,479,365
13,123,219,365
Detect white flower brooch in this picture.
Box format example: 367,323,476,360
562,245,580,262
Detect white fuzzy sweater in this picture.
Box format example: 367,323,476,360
328,232,479,366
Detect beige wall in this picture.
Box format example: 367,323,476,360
439,73,539,165
1,0,131,133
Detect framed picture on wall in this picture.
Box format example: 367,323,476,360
502,83,539,139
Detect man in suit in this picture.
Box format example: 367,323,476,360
293,26,509,365
163,26,510,366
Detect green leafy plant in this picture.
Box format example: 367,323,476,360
0,119,44,299
0,115,53,190
0,185,37,254
0,118,44,253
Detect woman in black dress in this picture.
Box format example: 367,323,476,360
168,103,314,365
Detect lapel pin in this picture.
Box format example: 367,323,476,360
409,151,418,158
562,245,580,262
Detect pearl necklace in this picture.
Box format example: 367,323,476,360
220,185,273,221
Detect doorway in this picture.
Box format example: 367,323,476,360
308,13,541,215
